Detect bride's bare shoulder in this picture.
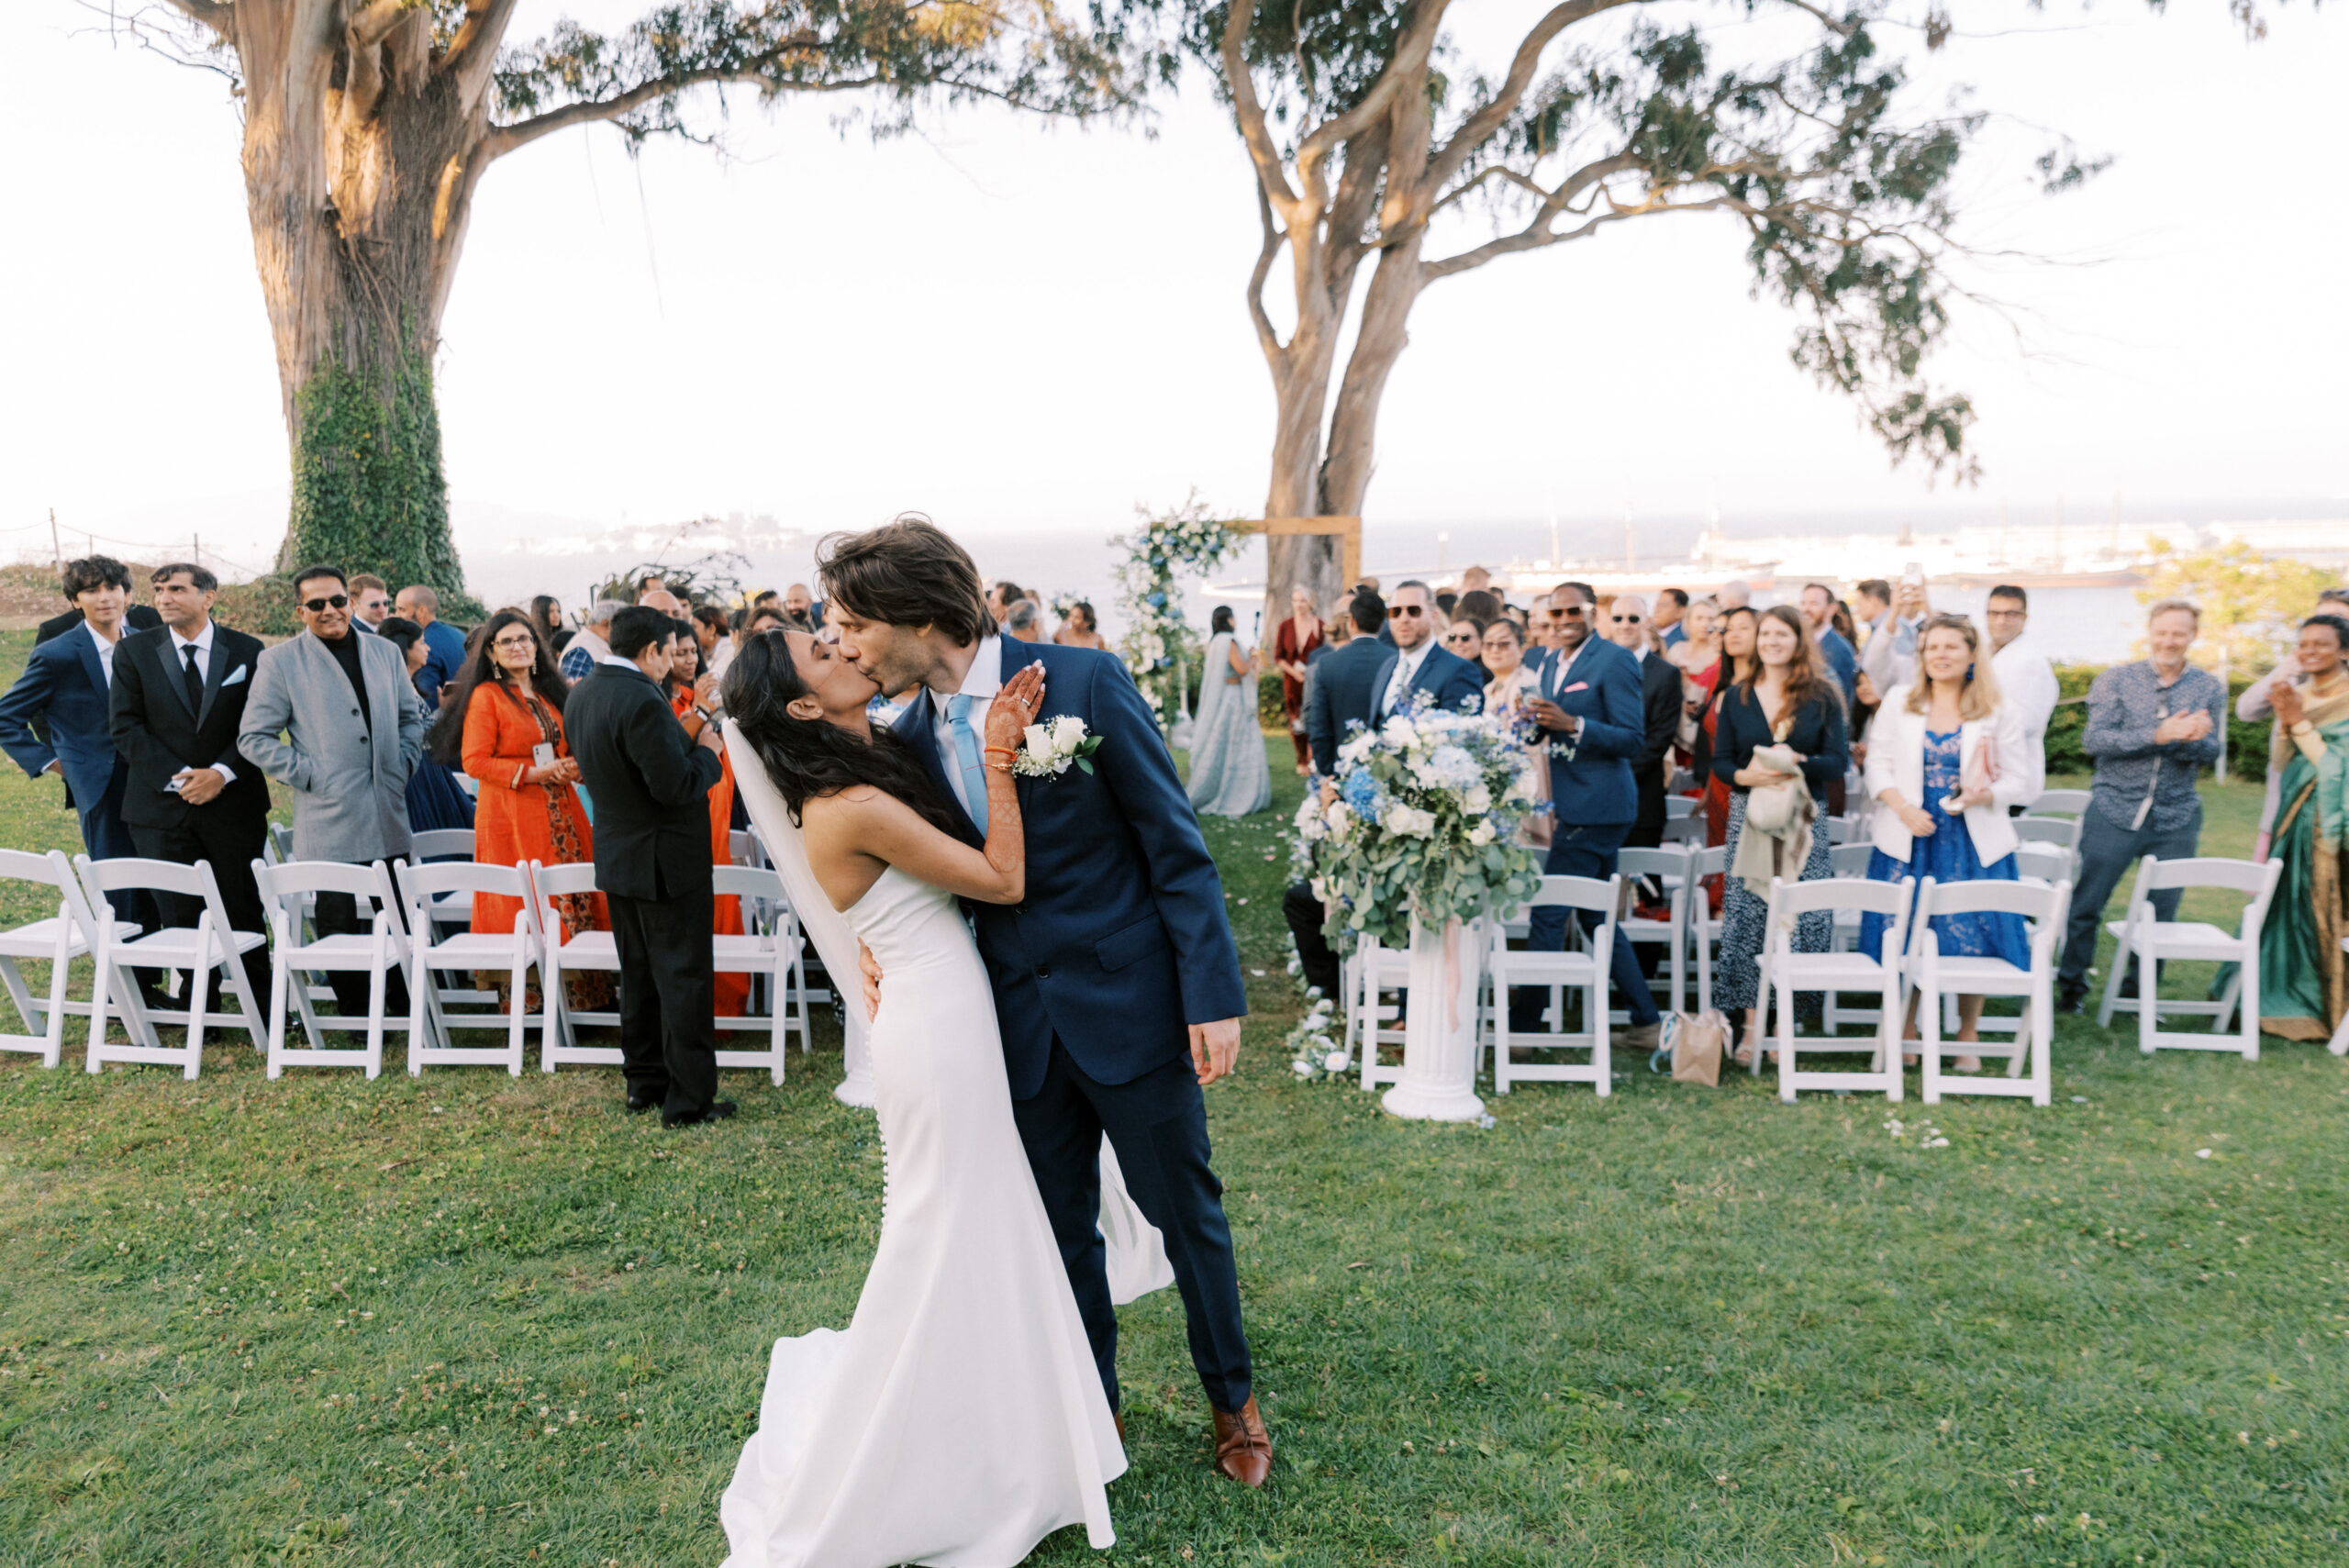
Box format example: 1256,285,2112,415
800,786,904,835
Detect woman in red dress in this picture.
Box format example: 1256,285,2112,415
1270,585,1323,774
1688,604,1758,913
663,620,750,1018
430,608,610,1008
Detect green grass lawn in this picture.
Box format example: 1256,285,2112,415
2,631,2343,1566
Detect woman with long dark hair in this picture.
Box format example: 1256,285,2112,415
529,595,572,660
1710,603,1849,1051
433,608,607,1005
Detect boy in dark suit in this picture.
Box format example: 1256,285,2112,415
107,562,273,1006
0,557,142,915
564,606,729,1127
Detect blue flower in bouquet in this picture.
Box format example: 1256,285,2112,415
1341,767,1385,823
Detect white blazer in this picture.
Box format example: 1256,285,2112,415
1863,684,2033,866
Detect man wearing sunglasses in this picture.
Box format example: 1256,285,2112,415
239,564,427,1015
1515,582,1664,1051
1366,583,1485,724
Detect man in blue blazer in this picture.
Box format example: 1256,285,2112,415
1519,582,1664,1048
1362,581,1486,723
823,517,1270,1486
0,557,141,918
1304,590,1395,773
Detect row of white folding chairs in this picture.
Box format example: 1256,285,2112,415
0,848,807,1084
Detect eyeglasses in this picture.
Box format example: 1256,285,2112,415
301,595,350,613
1553,605,1587,618
493,634,537,650
1610,614,1642,624
1393,605,1427,618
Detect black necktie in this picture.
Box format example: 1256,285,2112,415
184,646,205,715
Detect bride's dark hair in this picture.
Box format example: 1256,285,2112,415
723,628,963,834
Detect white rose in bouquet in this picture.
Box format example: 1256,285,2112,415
1385,804,1437,838
1468,821,1497,846
1464,783,1492,814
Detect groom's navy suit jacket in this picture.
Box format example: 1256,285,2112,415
895,636,1246,1100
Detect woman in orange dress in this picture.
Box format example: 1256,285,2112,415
663,618,749,1017
429,608,609,1008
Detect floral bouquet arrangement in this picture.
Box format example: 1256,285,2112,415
1290,695,1546,951
1110,494,1235,733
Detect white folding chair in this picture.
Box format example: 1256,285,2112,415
264,823,294,866
0,849,138,1068
729,829,769,869
1825,814,1857,845
531,862,808,1082
1684,845,1725,1011
2014,815,2081,855
1757,875,1911,1103
252,859,416,1079
1345,935,1410,1091
1823,842,1887,1033
76,855,269,1079
2096,855,2279,1060
1486,874,1618,1095
1618,846,1688,1018
1663,795,1698,822
408,829,480,957
2010,840,2072,890
1908,876,2069,1106
2024,788,2092,819
395,859,543,1075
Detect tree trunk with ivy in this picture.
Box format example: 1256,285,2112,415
142,0,1139,605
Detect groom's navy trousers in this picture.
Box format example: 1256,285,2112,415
896,635,1254,1415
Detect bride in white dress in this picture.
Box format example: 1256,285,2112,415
718,632,1125,1568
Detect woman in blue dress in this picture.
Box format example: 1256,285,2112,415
1186,605,1273,817
1859,614,2035,1070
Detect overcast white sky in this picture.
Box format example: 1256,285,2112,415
2,0,2343,577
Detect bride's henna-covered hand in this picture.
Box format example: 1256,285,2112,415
859,940,882,1022
985,662,1048,752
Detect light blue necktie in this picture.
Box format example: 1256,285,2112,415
946,693,989,836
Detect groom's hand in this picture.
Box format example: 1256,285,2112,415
858,941,882,1022
1190,1018,1241,1086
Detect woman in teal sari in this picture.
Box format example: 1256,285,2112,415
2256,613,2349,1041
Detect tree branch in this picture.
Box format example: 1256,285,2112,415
1292,0,1450,204
1248,183,1287,364
1221,0,1299,210
152,0,232,35
481,66,878,161
1419,0,1649,206
442,0,527,108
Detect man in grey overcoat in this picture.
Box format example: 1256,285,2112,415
239,562,428,1014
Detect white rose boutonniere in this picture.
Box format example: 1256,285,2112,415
1014,714,1104,778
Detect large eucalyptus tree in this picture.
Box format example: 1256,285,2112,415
121,0,1132,595
1133,0,2096,621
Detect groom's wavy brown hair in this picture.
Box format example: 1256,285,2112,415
817,514,995,642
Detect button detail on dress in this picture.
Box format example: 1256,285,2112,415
1035,964,1052,979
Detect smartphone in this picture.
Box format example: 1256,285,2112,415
1902,562,1926,589
531,742,557,770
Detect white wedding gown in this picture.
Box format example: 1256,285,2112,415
718,866,1126,1566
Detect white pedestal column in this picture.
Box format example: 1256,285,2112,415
834,1004,876,1109
1381,914,1486,1122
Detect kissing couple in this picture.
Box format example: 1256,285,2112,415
713,516,1271,1566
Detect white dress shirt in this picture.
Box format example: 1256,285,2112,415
932,637,1004,817
1989,630,2060,768
1380,644,1428,717
167,620,235,784
84,618,121,688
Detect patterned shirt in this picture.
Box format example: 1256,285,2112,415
2080,659,2226,832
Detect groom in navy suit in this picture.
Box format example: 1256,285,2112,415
821,517,1271,1486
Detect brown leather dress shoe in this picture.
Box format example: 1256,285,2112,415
1211,1396,1272,1486
1114,1411,1127,1444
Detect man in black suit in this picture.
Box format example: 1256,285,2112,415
108,562,273,1006
1304,590,1394,773
564,606,730,1128
1611,594,1687,851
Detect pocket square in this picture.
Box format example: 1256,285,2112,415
1562,681,1589,694
221,665,248,687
